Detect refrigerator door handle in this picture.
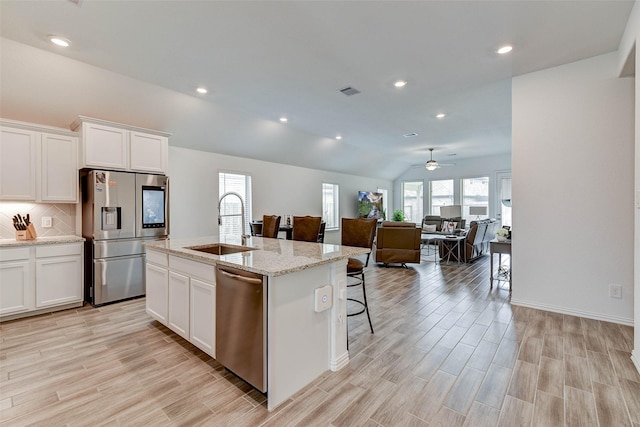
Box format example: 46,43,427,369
97,260,107,286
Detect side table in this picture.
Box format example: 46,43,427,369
490,239,511,291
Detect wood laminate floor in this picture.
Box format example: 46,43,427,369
1,253,638,426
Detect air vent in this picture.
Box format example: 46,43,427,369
403,132,419,138
339,86,360,96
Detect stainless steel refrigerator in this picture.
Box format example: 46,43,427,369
82,170,169,305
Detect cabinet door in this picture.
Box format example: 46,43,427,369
35,255,82,307
190,278,215,357
146,263,168,324
168,271,190,339
82,122,128,170
41,133,78,202
0,260,33,315
0,126,37,200
129,131,167,173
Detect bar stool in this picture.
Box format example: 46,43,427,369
341,217,378,334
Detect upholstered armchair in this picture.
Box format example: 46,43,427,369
375,221,421,267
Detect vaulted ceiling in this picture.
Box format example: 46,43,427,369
0,1,634,180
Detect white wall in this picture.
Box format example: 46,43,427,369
393,154,512,220
512,52,634,325
618,0,639,372
168,146,392,244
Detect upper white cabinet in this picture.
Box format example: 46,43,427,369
72,116,169,174
41,132,78,202
0,119,78,203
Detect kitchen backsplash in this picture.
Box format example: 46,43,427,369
0,202,77,239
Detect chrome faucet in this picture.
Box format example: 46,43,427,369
218,191,250,245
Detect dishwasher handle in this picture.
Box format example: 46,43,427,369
217,268,263,285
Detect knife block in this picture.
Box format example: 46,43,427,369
16,224,37,241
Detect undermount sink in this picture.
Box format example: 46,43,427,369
187,243,255,255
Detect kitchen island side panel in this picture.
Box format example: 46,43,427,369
267,263,334,411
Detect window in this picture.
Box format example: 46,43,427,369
499,175,512,227
322,182,339,230
429,179,454,216
462,177,489,223
401,181,423,223
376,188,388,220
218,171,252,238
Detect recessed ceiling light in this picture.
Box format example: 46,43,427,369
497,45,513,55
394,80,407,88
48,35,70,47
196,87,208,94
403,132,418,138
279,117,288,123
335,135,342,140
436,113,446,119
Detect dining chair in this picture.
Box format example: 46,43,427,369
317,222,326,243
292,216,322,242
262,215,281,238
341,217,378,334
249,221,263,236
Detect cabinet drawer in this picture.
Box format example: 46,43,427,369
0,247,30,261
36,243,82,258
169,256,215,283
146,250,168,267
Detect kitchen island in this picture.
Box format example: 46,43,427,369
143,235,369,411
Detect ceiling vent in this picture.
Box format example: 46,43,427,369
403,132,419,138
339,86,360,96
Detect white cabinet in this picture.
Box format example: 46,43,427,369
0,119,78,203
190,278,216,357
35,244,82,308
0,248,33,316
146,256,169,324
41,133,78,202
145,252,216,357
73,116,169,174
168,271,190,339
0,126,37,200
0,242,83,320
130,131,167,174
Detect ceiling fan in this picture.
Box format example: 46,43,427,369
424,148,455,171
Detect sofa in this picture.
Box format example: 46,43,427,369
421,215,466,235
438,219,498,262
375,221,421,267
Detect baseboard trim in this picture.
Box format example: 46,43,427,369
510,298,634,326
330,351,350,371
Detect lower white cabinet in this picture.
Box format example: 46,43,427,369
168,271,190,339
35,255,82,308
145,252,216,357
145,260,169,324
190,278,216,357
0,242,83,320
0,248,33,316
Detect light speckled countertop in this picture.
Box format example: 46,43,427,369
144,236,370,276
0,235,85,247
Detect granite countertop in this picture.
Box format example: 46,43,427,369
144,235,370,276
0,235,85,248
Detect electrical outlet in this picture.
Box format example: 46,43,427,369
42,217,52,228
609,284,622,299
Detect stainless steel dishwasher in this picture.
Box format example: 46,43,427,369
215,265,267,392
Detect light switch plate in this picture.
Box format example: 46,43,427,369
314,285,333,312
42,217,52,228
